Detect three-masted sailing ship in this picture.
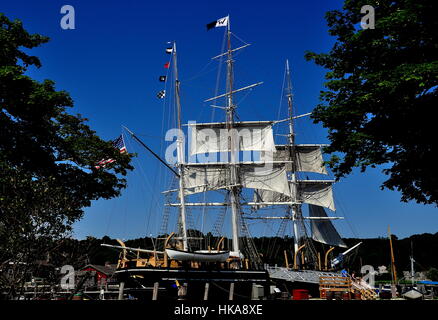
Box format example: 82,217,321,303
103,16,358,299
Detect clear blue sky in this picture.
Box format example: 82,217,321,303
3,0,437,240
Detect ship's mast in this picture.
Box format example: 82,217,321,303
410,241,415,285
173,41,189,251
285,60,300,254
225,18,241,255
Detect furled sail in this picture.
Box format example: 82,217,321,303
261,144,327,174
252,180,335,211
189,121,276,156
309,204,346,248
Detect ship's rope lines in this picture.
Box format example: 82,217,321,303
160,177,178,236
104,190,120,237
212,192,229,237
209,28,227,123
334,188,360,238
180,59,217,83
273,62,287,138
230,31,250,47
186,209,196,249
266,209,290,261
157,64,180,238
198,190,209,248
244,205,284,261
123,133,166,241
263,209,289,261
239,209,261,265
240,193,274,260
301,217,320,266
234,85,254,109
124,136,153,236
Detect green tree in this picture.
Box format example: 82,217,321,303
305,0,438,204
427,268,438,282
0,14,133,296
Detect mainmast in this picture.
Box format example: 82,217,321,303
173,41,189,251
224,17,241,255
285,60,300,254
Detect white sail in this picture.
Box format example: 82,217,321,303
261,144,327,174
252,180,335,211
182,165,229,195
180,163,289,196
308,204,346,248
294,180,335,211
240,165,290,196
189,121,276,156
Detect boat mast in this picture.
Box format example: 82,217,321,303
173,41,189,251
225,17,241,255
388,226,397,284
285,60,300,254
410,241,415,285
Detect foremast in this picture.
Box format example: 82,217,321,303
172,41,189,251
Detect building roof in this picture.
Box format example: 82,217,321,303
81,264,117,276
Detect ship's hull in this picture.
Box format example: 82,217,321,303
115,266,270,300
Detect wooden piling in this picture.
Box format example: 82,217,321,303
229,282,235,300
152,282,159,300
203,282,210,300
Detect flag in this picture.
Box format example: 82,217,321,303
206,16,229,30
166,47,173,54
157,90,166,99
95,135,127,169
159,76,166,82
164,62,170,69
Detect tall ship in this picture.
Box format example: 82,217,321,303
102,16,361,300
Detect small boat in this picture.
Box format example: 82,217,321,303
165,248,230,262
403,288,423,300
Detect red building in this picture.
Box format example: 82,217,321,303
79,263,117,288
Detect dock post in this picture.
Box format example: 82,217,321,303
251,283,257,300
177,282,187,300
229,282,235,300
203,282,210,300
118,281,125,300
152,282,159,300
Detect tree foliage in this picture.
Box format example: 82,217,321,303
305,0,438,205
0,14,133,294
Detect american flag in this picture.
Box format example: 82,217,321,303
95,135,127,169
